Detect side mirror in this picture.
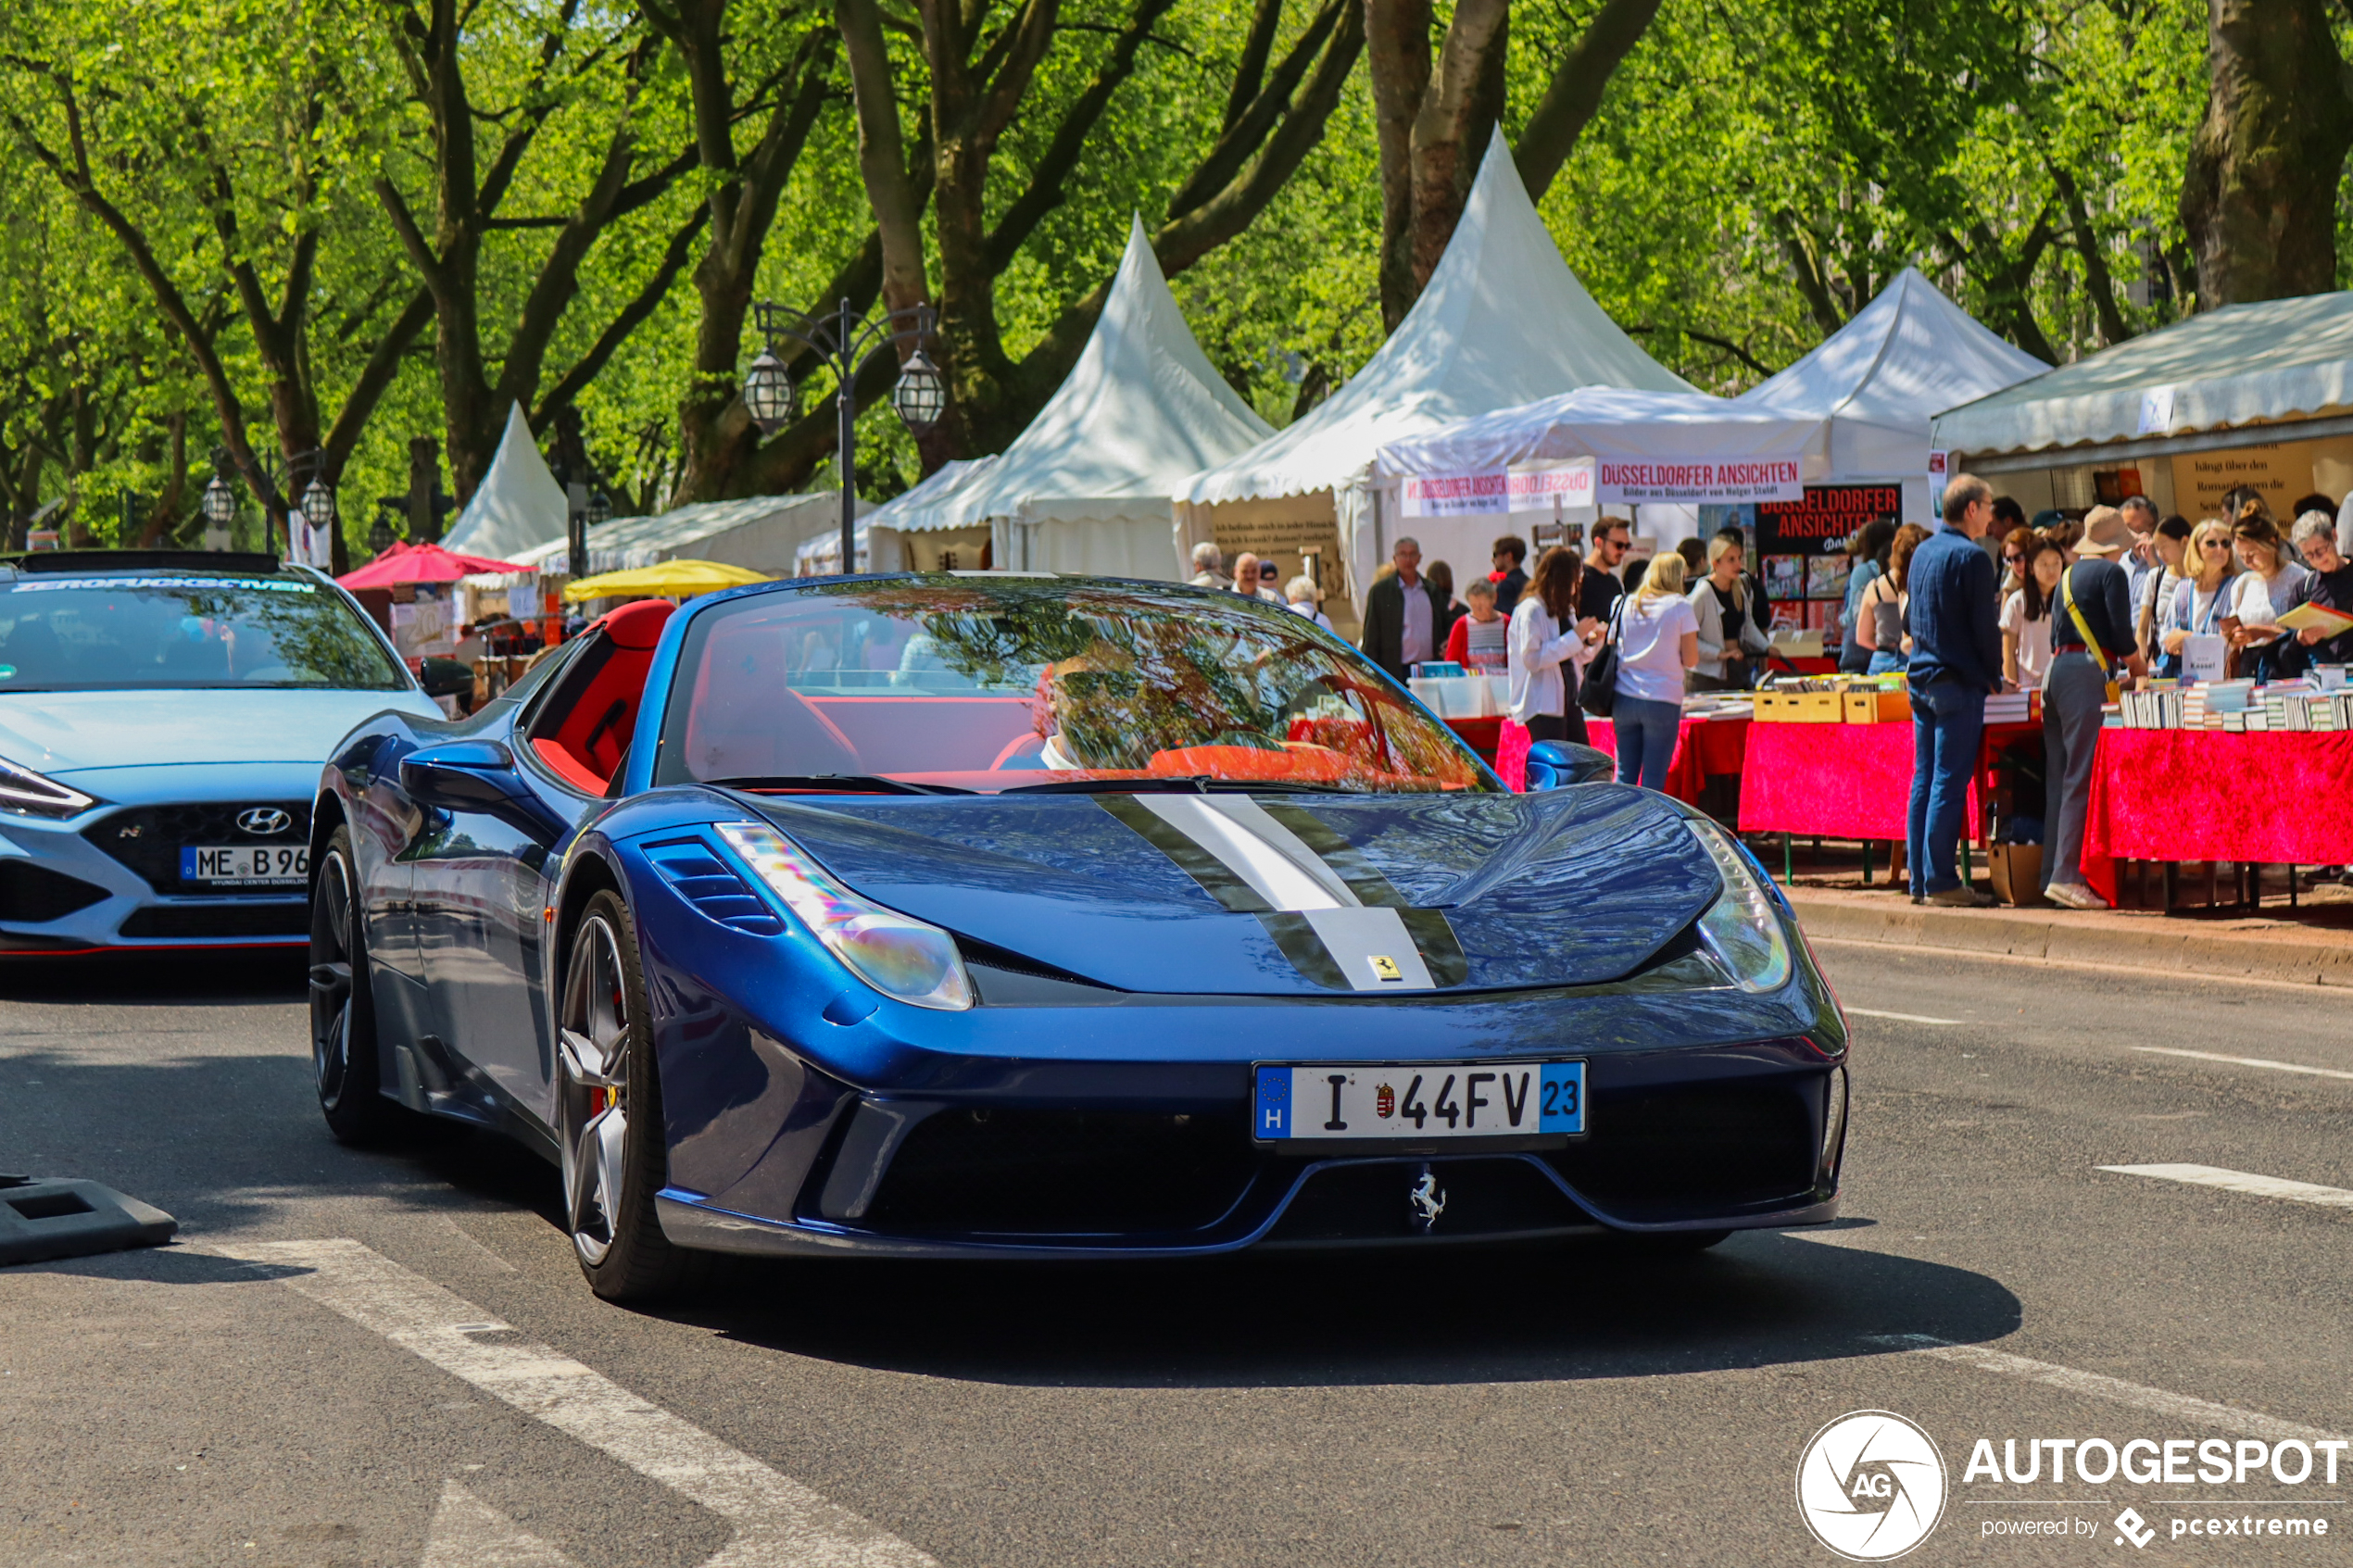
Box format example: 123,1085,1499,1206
399,740,569,842
418,657,475,700
1525,740,1613,790
400,740,520,812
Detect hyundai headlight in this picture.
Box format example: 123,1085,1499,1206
0,754,96,818
715,822,973,1010
1685,817,1793,993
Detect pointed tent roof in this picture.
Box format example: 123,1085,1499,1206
861,457,999,534
442,404,568,561
1180,130,1690,507
899,219,1273,533
1737,268,2046,477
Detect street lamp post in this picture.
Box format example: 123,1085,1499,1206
743,298,943,575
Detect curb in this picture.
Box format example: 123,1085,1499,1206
1781,887,2353,989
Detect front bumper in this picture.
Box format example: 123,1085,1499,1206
653,1032,1847,1261
0,771,313,952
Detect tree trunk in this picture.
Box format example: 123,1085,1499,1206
1366,0,1659,329
2181,0,2353,307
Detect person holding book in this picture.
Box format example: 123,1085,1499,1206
2223,508,2312,682
2158,518,2238,681
2289,511,2353,665
2133,515,2192,675
1507,546,1602,745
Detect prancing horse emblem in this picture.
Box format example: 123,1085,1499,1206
1409,1166,1446,1233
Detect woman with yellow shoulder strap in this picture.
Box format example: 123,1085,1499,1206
2043,519,2147,910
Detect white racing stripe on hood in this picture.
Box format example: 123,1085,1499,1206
1128,794,1436,991
1131,794,1357,910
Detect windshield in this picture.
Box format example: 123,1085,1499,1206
653,579,1492,796
0,572,406,692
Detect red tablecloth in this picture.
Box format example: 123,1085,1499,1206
1444,715,1504,765
2082,730,2353,903
1733,721,2037,841
1496,715,1749,802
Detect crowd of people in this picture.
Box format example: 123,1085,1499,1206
1188,474,2353,914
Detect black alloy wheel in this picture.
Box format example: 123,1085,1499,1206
310,825,397,1144
558,890,709,1302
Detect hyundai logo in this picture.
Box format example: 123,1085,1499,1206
236,808,293,836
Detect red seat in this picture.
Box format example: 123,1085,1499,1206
532,600,675,792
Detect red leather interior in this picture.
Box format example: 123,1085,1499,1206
531,600,675,792
679,615,862,780
802,695,1036,774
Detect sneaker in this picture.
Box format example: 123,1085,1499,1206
1924,884,1995,908
2045,880,2108,911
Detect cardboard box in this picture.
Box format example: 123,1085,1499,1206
1842,690,1911,724
1755,691,1843,722
1987,843,2046,908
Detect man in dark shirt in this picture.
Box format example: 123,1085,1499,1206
2042,516,2145,909
1906,476,2006,905
1490,534,1529,615
1579,516,1630,621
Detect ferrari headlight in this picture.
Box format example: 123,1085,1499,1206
715,822,973,1010
0,753,95,818
1685,818,1793,994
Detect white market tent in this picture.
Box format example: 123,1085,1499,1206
1930,292,2353,522
1176,128,1690,616
841,458,1000,574
1374,386,1830,488
886,217,1272,580
1739,267,2046,522
493,492,855,577
442,404,568,561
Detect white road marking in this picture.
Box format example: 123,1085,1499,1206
208,1238,935,1568
2098,1162,2353,1210
2130,1046,2353,1082
421,1482,581,1567
1842,1007,1964,1025
1867,1335,2344,1443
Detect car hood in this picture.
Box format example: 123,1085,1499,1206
742,786,1723,996
0,688,439,776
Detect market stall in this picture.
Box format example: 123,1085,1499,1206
887,218,1271,581
1176,129,1689,630
338,541,529,687
1931,291,2353,523
856,458,998,573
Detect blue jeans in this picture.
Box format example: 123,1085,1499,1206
1866,649,1904,676
1906,680,1984,896
1613,696,1681,790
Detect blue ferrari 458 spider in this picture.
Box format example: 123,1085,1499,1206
0,550,458,955
308,573,1848,1301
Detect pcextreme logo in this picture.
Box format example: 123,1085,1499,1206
1797,1411,1950,1561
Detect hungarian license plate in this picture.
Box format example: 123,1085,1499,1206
181,845,308,884
1252,1060,1583,1143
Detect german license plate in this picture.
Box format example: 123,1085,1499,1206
181,845,308,885
1252,1060,1583,1143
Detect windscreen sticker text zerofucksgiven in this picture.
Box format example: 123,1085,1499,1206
1253,1061,1583,1140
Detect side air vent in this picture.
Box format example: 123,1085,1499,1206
643,838,786,935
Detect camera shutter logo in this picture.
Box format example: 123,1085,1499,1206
1795,1410,1946,1561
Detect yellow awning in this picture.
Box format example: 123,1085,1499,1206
561,559,772,603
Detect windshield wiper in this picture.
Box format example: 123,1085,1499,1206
708,774,975,797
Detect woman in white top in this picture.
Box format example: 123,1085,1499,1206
1998,529,2062,691
2225,510,2311,681
1686,536,1770,689
1610,554,1700,790
2159,517,2237,682
1506,546,1601,745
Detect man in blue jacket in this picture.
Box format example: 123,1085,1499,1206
1906,476,2005,905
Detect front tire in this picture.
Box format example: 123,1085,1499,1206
310,825,399,1145
558,891,708,1302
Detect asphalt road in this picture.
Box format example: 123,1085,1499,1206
6,941,2353,1567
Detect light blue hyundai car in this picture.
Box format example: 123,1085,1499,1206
0,550,459,955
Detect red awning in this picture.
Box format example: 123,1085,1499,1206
337,540,528,589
